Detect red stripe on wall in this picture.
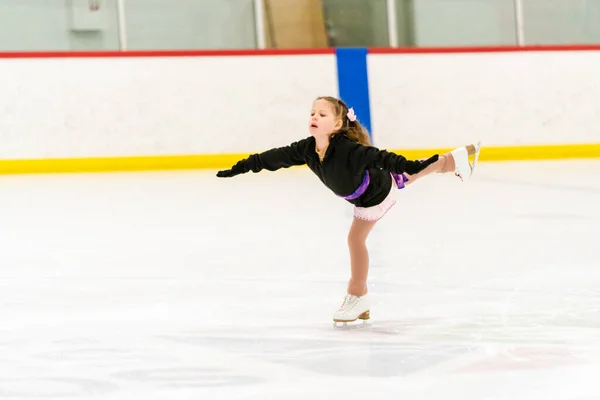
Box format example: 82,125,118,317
2,45,600,59
0,48,336,58
368,44,600,54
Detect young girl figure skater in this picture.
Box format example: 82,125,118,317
217,96,480,324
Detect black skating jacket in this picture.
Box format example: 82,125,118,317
236,133,413,208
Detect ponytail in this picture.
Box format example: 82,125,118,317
339,119,371,146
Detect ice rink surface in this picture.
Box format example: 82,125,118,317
1,159,600,400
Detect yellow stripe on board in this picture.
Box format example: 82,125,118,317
391,143,600,162
0,143,599,175
0,153,252,175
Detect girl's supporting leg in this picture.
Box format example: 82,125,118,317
346,217,378,296
333,216,378,323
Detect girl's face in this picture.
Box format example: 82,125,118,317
308,99,343,138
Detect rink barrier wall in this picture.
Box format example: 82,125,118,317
1,45,600,174
2,144,600,175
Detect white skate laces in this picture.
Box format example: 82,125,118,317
451,141,481,182
333,293,371,323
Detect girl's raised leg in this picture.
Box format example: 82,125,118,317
405,143,479,185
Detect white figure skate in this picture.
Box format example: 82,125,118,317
451,141,481,182
333,293,371,327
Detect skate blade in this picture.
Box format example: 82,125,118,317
333,320,372,330
333,310,370,328
455,141,482,182
470,141,482,173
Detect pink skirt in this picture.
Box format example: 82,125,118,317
353,174,399,222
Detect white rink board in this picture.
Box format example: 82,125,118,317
0,55,337,159
368,51,600,149
1,50,600,162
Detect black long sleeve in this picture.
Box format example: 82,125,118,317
217,132,435,208
348,142,410,174
244,138,310,173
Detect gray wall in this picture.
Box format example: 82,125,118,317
315,0,600,48
410,0,517,46
521,0,600,45
406,0,600,47
0,0,599,51
0,0,120,50
0,0,257,51
125,0,256,50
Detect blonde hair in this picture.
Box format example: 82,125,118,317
316,96,371,146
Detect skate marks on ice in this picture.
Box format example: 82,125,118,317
330,316,437,335
159,319,469,379
0,340,120,398
0,339,121,398
159,309,600,379
2,313,600,397
0,378,119,398
110,368,266,389
0,334,268,398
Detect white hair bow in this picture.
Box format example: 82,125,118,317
347,107,357,122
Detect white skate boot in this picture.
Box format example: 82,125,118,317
333,293,371,326
450,141,481,182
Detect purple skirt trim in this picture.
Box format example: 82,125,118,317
340,170,370,200
340,170,409,201
391,172,409,189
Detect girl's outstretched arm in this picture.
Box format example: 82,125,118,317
349,142,438,175
217,138,310,178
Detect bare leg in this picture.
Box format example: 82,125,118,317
405,153,454,185
405,144,476,185
346,217,378,296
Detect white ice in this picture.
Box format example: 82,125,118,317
1,160,600,400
